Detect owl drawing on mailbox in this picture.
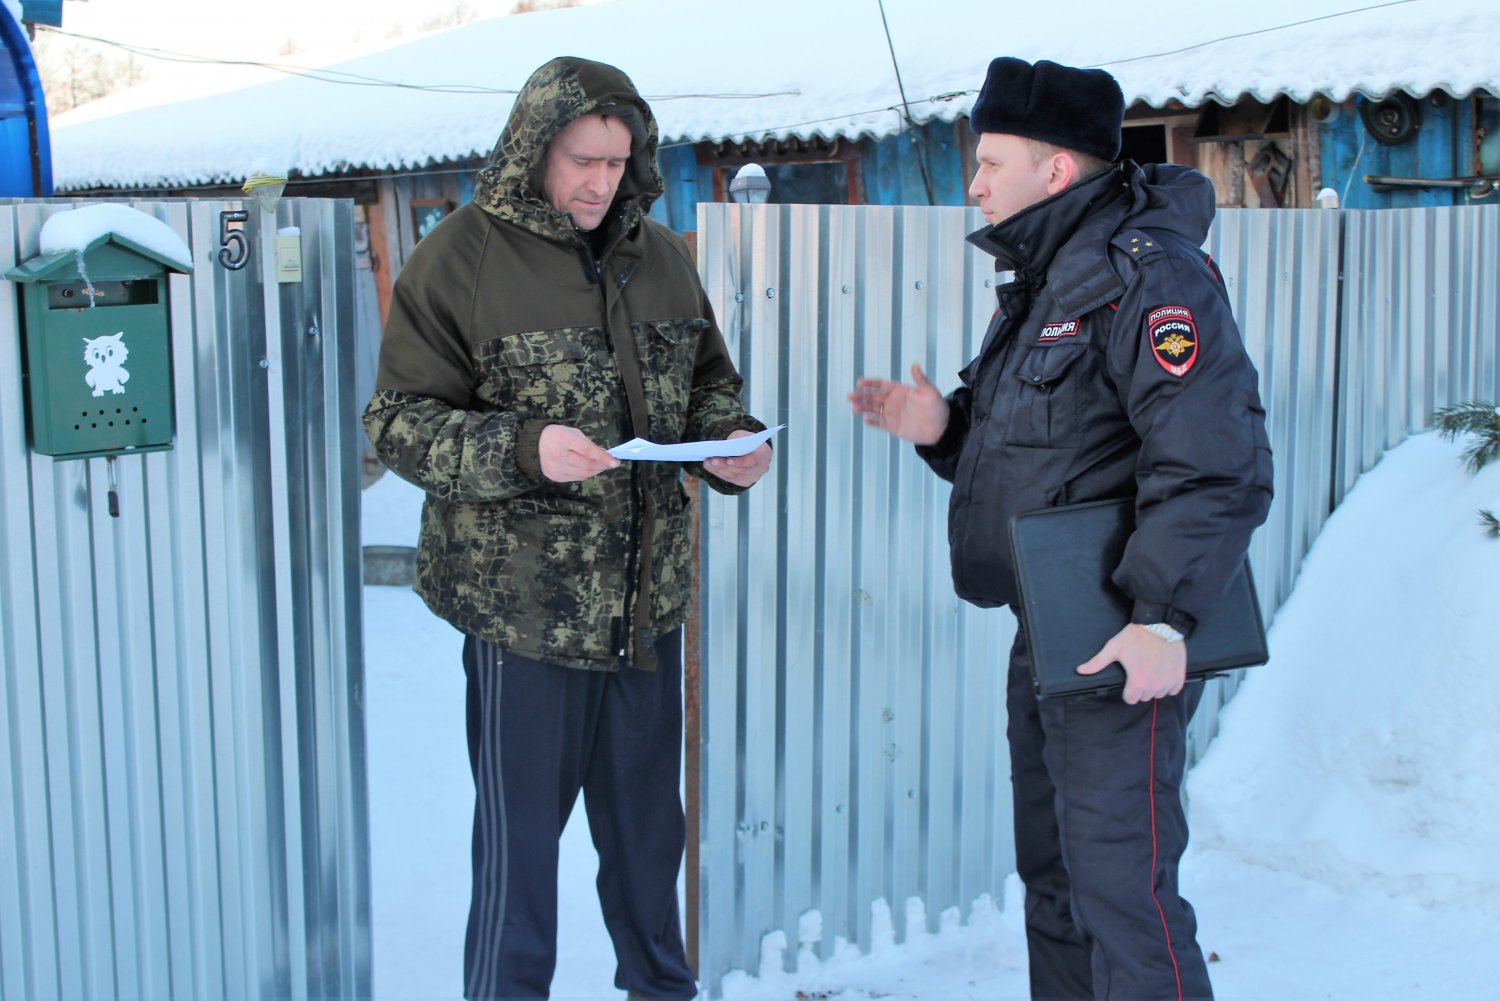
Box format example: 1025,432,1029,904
83,331,131,397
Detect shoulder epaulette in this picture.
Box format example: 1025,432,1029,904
1110,229,1171,268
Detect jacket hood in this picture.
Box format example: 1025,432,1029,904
1120,161,1216,245
471,56,663,245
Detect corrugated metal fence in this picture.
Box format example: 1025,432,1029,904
693,201,1500,994
7,195,1492,1001
0,198,368,1001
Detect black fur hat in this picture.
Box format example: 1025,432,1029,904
969,57,1124,162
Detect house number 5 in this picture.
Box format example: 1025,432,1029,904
218,210,250,271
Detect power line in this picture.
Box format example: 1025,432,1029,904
39,26,513,92
48,1,1423,171
36,26,798,100
662,1,1422,153
1091,0,1417,68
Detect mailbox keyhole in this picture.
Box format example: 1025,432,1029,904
47,279,159,310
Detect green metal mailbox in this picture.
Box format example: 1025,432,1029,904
6,232,191,460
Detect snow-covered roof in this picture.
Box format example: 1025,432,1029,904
49,0,1500,191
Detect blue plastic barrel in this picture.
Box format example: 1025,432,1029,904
0,4,52,196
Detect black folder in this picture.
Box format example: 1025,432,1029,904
1008,498,1268,698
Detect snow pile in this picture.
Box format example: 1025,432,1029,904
38,204,194,272
1187,431,1500,913
718,891,1029,1000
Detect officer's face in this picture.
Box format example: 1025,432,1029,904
543,114,632,232
969,133,1056,226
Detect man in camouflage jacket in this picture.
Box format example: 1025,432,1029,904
365,56,770,1000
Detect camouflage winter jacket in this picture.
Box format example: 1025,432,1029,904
364,57,763,671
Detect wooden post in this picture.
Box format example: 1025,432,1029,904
365,186,395,328
683,473,702,977
1225,140,1247,207
1296,110,1322,208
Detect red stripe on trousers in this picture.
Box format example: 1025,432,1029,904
1148,699,1185,1001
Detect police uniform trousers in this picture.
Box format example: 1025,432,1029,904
462,629,697,1001
1006,626,1213,1001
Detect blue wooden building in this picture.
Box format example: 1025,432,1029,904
648,89,1500,233
383,83,1500,249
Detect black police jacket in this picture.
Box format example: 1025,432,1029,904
917,161,1273,637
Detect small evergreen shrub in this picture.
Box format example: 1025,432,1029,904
1433,401,1500,538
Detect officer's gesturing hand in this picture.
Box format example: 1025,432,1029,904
1076,624,1188,704
539,424,621,482
703,429,772,488
848,363,949,445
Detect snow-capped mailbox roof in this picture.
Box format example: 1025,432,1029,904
7,204,194,280
48,0,1500,191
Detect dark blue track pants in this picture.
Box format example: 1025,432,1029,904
462,631,696,1001
1007,628,1213,1001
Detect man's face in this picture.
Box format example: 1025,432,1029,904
968,133,1054,226
542,114,632,232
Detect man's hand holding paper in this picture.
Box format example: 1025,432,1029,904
703,429,773,487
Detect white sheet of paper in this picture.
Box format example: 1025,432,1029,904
607,424,784,462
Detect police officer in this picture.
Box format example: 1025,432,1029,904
850,57,1272,999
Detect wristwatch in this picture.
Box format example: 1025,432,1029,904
1141,622,1185,644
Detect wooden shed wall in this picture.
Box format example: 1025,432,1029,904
1318,94,1482,210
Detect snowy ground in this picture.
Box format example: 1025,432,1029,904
363,431,1500,1000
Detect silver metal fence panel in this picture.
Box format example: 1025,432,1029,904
849,205,897,954
1336,205,1500,502
0,203,56,1001
1206,209,1342,617
302,198,372,999
694,200,1499,997
812,204,858,949
694,199,739,977
1196,208,1344,749
0,197,368,1001
1456,209,1500,405
696,203,1014,991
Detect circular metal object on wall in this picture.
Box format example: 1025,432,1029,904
1359,93,1422,146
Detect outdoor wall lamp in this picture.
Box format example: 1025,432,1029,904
729,162,771,204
